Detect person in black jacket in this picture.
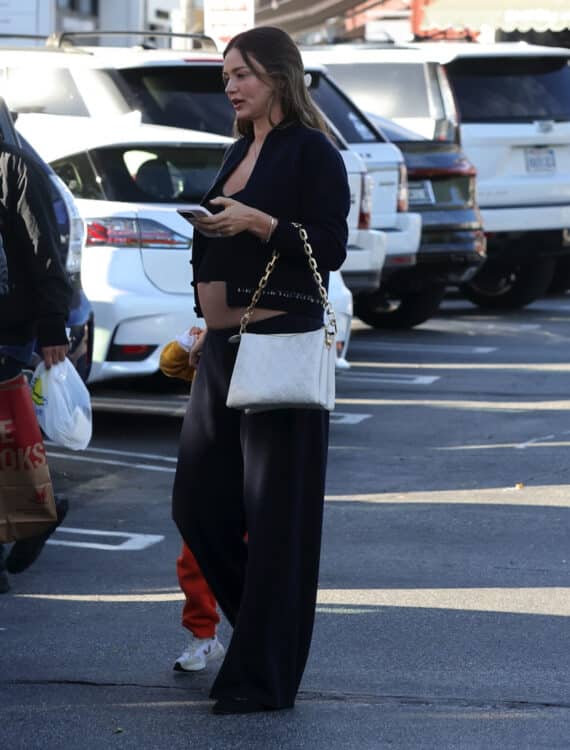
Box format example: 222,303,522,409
0,143,72,593
172,26,350,714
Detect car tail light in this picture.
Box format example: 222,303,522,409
86,218,191,249
474,230,487,258
358,173,373,230
51,175,85,274
397,163,409,213
468,174,477,205
107,343,158,362
385,254,416,268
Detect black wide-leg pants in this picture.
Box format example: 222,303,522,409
172,314,329,709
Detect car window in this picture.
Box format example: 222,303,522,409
323,62,434,120
306,71,382,143
85,145,226,203
376,118,426,142
446,56,570,122
113,63,380,145
51,152,104,199
111,66,235,136
5,67,89,116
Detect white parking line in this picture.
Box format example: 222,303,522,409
339,370,439,386
45,441,177,463
428,318,541,333
91,397,186,417
330,412,372,424
47,527,164,551
350,342,496,354
47,451,176,473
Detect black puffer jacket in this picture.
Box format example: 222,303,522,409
0,144,71,348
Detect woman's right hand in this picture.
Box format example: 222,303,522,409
189,328,206,368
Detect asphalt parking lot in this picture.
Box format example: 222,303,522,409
2,295,570,749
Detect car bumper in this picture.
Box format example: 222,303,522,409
480,204,570,233
341,228,386,293
82,247,199,384
381,212,421,267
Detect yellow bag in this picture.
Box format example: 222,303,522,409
159,341,195,382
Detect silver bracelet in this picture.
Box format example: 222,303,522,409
265,216,277,243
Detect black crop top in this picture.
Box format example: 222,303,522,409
194,185,246,284
190,124,350,320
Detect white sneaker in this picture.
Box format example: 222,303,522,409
173,635,225,672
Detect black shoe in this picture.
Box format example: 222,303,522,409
0,568,9,593
5,497,69,574
212,698,275,715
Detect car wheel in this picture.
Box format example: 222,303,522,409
354,285,446,329
461,258,556,309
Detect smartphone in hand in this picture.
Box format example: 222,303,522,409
177,206,219,238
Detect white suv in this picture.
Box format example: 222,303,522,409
318,41,570,309
430,42,570,308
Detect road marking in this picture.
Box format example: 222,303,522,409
45,441,177,463
47,527,164,551
339,370,439,386
352,361,570,372
325,486,570,508
438,438,570,451
516,434,555,449
350,342,496,354
90,397,187,417
16,587,570,617
335,398,570,411
47,451,176,473
427,318,541,333
330,412,371,425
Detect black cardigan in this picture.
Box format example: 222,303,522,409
191,123,350,320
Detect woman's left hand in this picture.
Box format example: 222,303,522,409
192,197,252,238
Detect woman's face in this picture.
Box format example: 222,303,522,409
223,47,278,124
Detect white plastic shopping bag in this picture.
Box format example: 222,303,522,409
31,358,92,451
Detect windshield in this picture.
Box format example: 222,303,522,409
446,56,570,122
4,66,88,116
52,145,226,203
323,62,436,120
113,64,381,144
113,65,235,136
306,71,382,143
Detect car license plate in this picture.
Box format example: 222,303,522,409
408,180,435,205
525,147,556,173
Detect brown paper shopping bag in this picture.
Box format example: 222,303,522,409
0,374,57,542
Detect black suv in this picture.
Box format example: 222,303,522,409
356,114,486,328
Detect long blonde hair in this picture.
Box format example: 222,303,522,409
223,26,329,138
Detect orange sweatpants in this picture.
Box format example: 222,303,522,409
177,542,220,638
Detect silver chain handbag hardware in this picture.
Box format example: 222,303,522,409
228,223,337,346
225,223,337,413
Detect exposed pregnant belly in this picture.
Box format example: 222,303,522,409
197,281,285,329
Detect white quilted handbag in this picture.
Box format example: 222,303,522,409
226,223,337,413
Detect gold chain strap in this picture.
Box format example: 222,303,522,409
237,223,337,348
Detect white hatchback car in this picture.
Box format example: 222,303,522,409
16,114,355,382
